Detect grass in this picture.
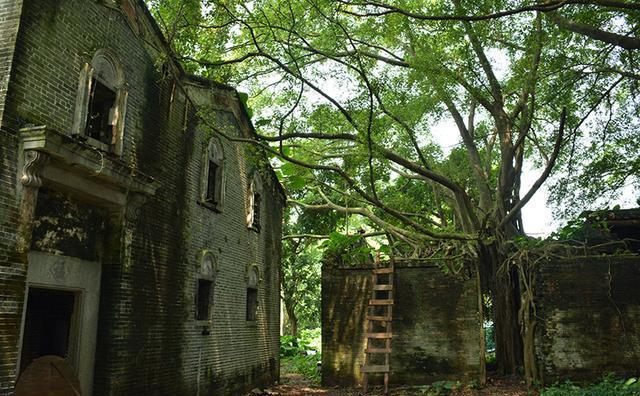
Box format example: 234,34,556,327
541,375,640,396
281,354,321,384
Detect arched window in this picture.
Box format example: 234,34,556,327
246,172,263,231
72,49,127,155
200,136,225,211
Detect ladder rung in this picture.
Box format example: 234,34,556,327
373,284,393,291
369,299,394,305
366,315,392,322
361,365,390,373
372,267,393,274
366,332,392,339
365,347,392,354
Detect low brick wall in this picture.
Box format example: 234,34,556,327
322,262,484,387
533,255,640,384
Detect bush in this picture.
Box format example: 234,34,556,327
280,328,321,357
541,375,640,396
280,335,311,357
281,354,321,383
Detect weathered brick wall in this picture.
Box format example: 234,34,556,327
533,255,640,384
0,128,21,395
0,0,282,395
0,0,23,126
179,78,283,395
30,188,107,261
322,262,484,387
0,2,24,393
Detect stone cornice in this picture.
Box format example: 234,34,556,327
19,126,159,207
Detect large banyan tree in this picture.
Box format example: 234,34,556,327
151,0,640,377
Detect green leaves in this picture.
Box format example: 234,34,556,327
154,0,639,248
541,374,640,396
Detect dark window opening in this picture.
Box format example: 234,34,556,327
196,279,213,321
20,288,76,373
85,79,116,146
205,161,219,204
246,287,258,321
252,193,261,230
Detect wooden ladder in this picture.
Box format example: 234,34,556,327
362,254,394,394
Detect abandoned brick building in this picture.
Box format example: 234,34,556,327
0,0,285,395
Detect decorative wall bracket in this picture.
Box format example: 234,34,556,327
20,150,49,188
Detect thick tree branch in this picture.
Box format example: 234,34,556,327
283,231,385,240
440,94,493,211
338,0,640,21
499,107,567,229
547,11,640,50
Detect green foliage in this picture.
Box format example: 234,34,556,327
280,328,320,356
151,0,640,248
281,237,322,332
281,354,321,383
280,335,308,357
280,329,322,383
321,231,372,266
237,91,254,118
483,321,495,353
541,375,640,396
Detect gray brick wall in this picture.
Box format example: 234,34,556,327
0,0,23,126
322,261,484,387
0,2,24,392
0,0,282,395
533,255,640,384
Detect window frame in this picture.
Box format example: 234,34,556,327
72,49,127,156
246,173,263,232
245,265,260,324
195,278,213,321
195,251,217,328
199,136,225,212
245,287,258,322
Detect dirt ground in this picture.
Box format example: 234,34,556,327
251,374,532,396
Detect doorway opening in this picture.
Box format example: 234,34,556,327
20,288,77,374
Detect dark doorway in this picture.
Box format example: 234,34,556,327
20,288,76,373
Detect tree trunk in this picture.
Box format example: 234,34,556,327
285,302,298,338
480,241,524,375
493,266,523,375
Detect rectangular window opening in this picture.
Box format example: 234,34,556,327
86,79,116,146
252,193,261,230
246,287,258,321
206,161,218,204
196,279,213,321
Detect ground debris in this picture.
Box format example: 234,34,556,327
256,375,532,396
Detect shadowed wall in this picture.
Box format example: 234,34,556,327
322,261,484,387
